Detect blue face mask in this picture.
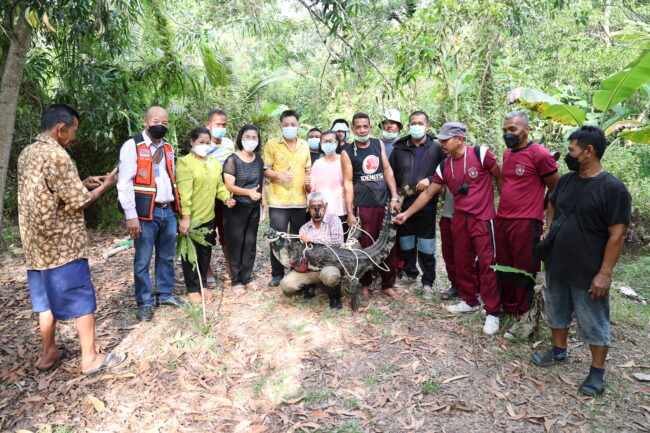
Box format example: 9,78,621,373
409,124,426,139
308,137,321,150
282,127,298,139
382,130,398,141
355,134,370,143
321,141,337,155
211,127,226,139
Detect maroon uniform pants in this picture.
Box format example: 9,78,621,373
495,218,541,318
358,206,397,289
439,216,456,288
451,212,500,315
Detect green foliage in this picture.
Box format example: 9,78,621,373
593,50,650,113
490,265,535,281
176,220,213,271
420,380,442,395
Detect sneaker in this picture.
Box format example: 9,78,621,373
269,276,282,287
398,276,417,287
422,285,434,300
136,306,153,322
578,373,605,396
446,300,479,314
530,349,569,367
397,269,406,279
483,315,499,335
231,283,245,291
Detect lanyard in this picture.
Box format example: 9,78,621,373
450,148,467,180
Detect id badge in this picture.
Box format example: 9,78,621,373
154,164,160,177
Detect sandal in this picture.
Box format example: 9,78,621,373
244,281,258,291
81,353,128,376
440,287,460,300
37,347,74,372
205,277,217,289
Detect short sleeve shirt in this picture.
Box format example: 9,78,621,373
497,142,558,221
433,146,497,220
263,137,311,208
547,171,631,288
17,134,93,270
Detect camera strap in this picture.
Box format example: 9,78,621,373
450,148,467,183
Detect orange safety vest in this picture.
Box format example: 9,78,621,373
119,133,180,221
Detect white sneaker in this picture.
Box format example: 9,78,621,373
483,315,500,335
422,285,434,300
446,301,479,314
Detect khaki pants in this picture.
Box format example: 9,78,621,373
280,266,341,295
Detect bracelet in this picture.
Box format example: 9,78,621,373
390,197,398,202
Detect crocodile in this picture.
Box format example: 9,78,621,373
265,201,396,310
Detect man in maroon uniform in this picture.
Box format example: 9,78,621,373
394,122,503,335
497,111,559,321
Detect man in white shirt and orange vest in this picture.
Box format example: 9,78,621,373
117,106,182,321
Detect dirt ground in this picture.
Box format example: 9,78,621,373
0,230,649,433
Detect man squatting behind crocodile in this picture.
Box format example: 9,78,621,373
266,192,397,311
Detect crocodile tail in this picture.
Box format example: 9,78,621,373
362,199,396,262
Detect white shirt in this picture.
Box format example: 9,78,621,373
117,130,175,220
206,137,235,166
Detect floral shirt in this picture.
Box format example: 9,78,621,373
263,137,311,208
299,213,344,245
17,134,92,270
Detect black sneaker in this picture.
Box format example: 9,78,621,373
329,295,342,310
269,276,282,287
397,269,406,280
158,297,183,309
136,306,153,322
531,349,568,367
579,373,605,396
303,286,316,299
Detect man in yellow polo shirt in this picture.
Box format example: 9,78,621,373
263,110,311,287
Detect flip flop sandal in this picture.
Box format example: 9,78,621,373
440,287,460,300
81,353,128,376
37,347,74,372
206,277,217,288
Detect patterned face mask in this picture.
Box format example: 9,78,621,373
309,206,326,221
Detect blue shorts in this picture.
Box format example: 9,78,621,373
28,258,97,320
543,274,610,346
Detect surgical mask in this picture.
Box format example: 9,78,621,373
308,138,321,150
382,130,398,141
503,133,520,149
321,141,337,155
148,124,168,140
282,127,298,139
564,150,585,172
193,144,211,157
355,134,370,143
211,127,226,139
409,125,426,139
242,140,259,152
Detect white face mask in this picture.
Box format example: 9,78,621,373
242,140,258,152
193,144,211,157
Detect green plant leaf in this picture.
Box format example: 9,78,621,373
541,104,586,125
490,265,535,281
620,127,650,144
593,50,650,113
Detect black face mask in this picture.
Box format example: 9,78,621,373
148,124,168,140
564,151,584,172
503,133,520,149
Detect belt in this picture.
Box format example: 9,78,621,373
154,202,173,209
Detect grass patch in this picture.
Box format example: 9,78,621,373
321,308,351,321
361,373,380,386
283,320,307,335
258,294,277,312
420,380,442,395
344,397,360,409
182,303,213,336
611,248,650,328
367,308,388,324
379,363,400,374
301,388,334,405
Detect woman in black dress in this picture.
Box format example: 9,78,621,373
222,125,265,290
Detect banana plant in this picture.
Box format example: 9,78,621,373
176,220,214,324
506,42,650,143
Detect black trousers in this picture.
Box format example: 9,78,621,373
223,203,260,285
269,207,308,279
397,205,437,285
181,219,216,294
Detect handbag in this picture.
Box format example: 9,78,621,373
535,176,593,261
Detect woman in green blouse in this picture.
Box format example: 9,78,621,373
176,126,234,303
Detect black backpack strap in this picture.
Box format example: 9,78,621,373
474,145,488,169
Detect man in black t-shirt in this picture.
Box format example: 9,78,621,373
530,126,631,397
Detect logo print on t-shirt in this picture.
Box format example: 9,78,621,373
468,167,479,179
362,155,380,174
516,164,525,176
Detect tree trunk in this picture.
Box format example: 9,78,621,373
0,10,31,248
